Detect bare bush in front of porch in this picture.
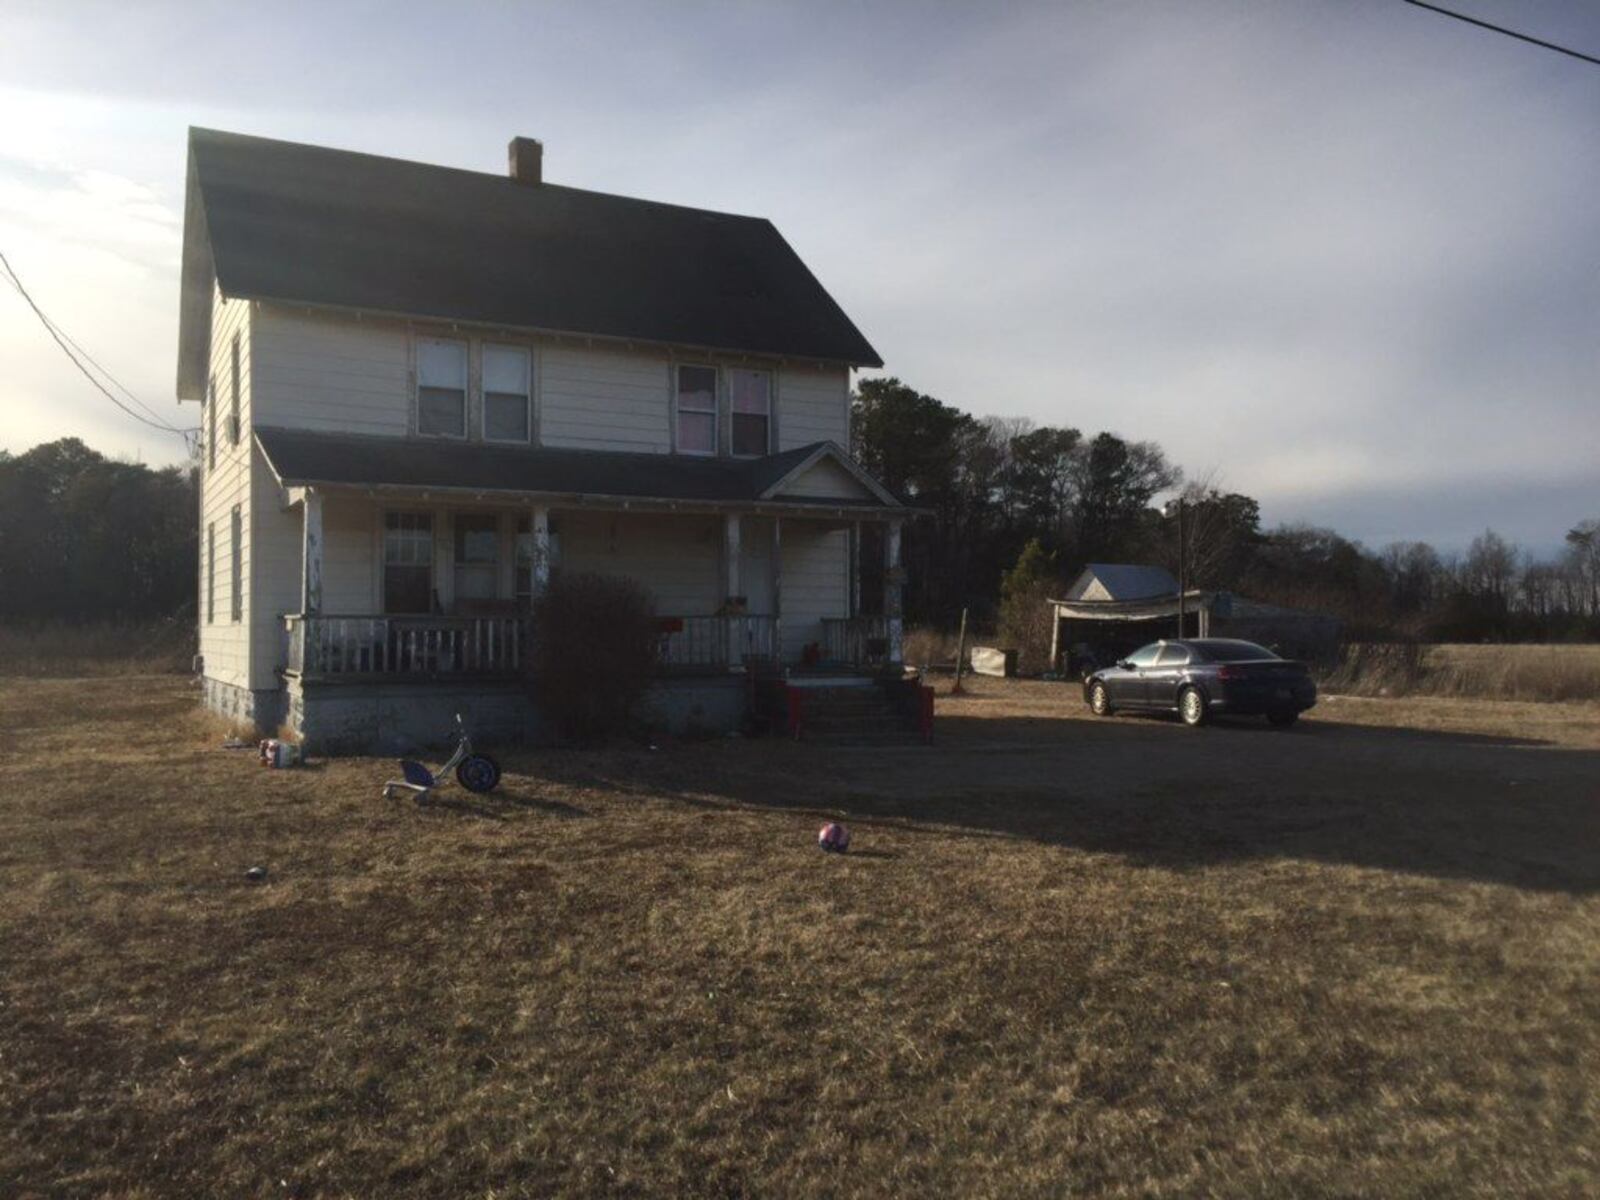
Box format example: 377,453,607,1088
527,572,659,742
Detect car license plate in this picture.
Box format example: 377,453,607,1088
1274,687,1291,699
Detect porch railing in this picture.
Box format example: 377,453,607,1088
285,614,524,679
284,612,785,680
821,615,892,668
657,614,779,673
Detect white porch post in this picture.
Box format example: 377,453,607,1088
849,521,862,618
723,513,741,669
301,489,323,615
772,517,783,667
884,518,904,666
529,503,551,599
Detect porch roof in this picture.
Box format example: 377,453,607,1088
256,427,908,514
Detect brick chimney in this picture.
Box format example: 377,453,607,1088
508,137,543,185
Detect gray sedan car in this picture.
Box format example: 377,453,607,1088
1083,638,1318,727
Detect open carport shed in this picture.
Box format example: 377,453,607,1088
1047,563,1341,677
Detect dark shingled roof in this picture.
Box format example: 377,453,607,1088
187,128,882,367
255,427,898,510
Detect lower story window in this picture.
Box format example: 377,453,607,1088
384,511,433,613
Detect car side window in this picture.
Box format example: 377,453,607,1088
1156,645,1190,667
1125,644,1163,668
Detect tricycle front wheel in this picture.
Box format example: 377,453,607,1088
456,753,501,793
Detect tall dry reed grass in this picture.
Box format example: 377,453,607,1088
1320,642,1600,703
0,619,196,678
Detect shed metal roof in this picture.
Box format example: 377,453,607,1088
1066,563,1180,602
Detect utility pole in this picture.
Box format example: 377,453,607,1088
951,606,969,695
1170,498,1186,638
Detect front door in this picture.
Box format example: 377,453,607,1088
453,514,500,604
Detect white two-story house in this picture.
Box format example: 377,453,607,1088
176,128,910,751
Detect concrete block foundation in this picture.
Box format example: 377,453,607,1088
201,673,756,756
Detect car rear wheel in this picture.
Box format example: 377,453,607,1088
1179,687,1209,727
1088,681,1113,716
1267,710,1299,728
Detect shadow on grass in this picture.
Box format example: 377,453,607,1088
513,713,1600,895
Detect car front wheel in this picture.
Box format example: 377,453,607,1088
1089,681,1113,716
1179,687,1209,727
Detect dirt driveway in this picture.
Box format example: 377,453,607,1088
714,677,1600,895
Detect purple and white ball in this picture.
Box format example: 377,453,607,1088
817,822,851,854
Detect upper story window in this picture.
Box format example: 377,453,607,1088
675,365,717,455
729,369,771,457
417,338,468,437
206,376,217,471
228,333,241,445
483,344,531,442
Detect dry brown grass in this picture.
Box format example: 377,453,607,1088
3,675,1598,1197
1323,642,1600,704
0,619,195,678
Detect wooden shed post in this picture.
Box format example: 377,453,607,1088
1048,601,1061,675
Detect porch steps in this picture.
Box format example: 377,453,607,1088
794,684,925,746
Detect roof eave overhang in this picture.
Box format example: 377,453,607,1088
242,294,881,370
1047,591,1211,621
281,477,909,520
174,138,216,402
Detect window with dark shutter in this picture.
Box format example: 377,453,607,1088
229,506,242,622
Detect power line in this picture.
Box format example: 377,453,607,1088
1,269,178,432
1402,0,1600,67
1,249,195,445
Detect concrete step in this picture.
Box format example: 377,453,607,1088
806,713,908,732
808,731,928,747
801,702,902,719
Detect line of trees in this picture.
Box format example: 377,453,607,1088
1,418,1595,646
851,378,1600,643
0,439,197,623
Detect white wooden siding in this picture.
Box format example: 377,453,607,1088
540,346,671,453
558,511,722,615
197,284,254,692
777,366,849,450
321,495,380,613
248,305,851,459
252,307,411,437
780,524,851,658
249,452,303,688
775,457,872,501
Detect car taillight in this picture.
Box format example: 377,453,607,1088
1217,665,1245,681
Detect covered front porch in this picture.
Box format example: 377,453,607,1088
278,491,906,683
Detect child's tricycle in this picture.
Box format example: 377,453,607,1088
382,714,501,803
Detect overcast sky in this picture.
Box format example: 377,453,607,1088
2,0,1595,554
